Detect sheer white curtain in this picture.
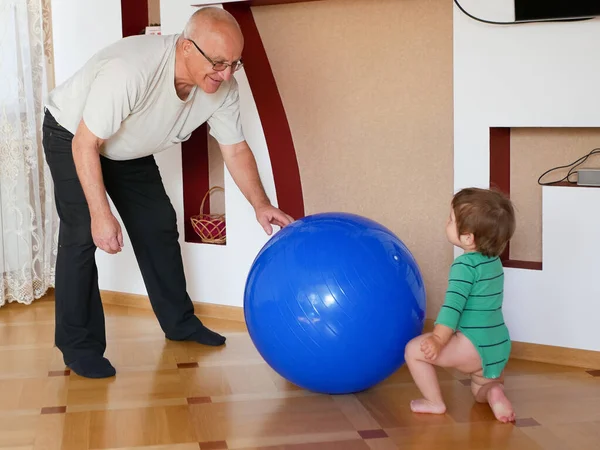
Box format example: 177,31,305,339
0,0,58,307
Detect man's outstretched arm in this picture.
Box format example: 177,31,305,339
219,140,294,235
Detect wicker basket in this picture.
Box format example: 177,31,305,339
190,186,226,245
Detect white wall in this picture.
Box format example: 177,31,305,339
94,1,279,308
454,0,600,350
503,187,600,351
50,0,122,85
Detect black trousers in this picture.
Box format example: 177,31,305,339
43,110,203,365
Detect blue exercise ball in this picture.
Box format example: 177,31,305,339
243,212,426,394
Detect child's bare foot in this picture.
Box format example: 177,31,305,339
487,384,515,423
410,399,447,415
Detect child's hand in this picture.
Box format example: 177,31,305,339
420,335,443,361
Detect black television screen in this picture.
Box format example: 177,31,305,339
515,0,600,21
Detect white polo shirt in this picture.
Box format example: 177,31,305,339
45,33,245,160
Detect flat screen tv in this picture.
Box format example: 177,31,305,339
515,0,600,21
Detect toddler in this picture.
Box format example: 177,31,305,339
405,187,516,423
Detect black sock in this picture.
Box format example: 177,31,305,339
187,324,226,346
68,355,116,378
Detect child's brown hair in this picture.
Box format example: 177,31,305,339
452,187,516,257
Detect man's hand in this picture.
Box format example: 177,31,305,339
255,204,294,235
420,335,443,361
91,213,124,254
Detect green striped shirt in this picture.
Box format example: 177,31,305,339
435,252,511,378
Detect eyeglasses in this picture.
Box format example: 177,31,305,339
187,39,243,72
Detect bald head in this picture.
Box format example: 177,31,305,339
177,7,244,94
183,7,243,44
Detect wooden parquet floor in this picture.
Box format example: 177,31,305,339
1,294,599,449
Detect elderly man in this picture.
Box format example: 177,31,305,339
43,7,293,378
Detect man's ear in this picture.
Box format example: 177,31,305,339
181,39,193,57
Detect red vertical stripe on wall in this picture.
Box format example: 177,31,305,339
121,0,149,38
224,3,305,220
182,124,210,243
489,127,511,261
489,127,511,196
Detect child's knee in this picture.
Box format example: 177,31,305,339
469,371,504,402
470,380,484,400
404,334,426,360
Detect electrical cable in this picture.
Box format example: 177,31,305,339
537,148,600,186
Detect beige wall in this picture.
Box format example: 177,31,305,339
511,128,600,262
148,0,160,24
253,0,454,319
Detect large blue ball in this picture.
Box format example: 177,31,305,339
243,212,426,394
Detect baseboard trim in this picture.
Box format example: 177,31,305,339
100,290,245,323
509,341,600,370
100,294,600,370
424,319,600,370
